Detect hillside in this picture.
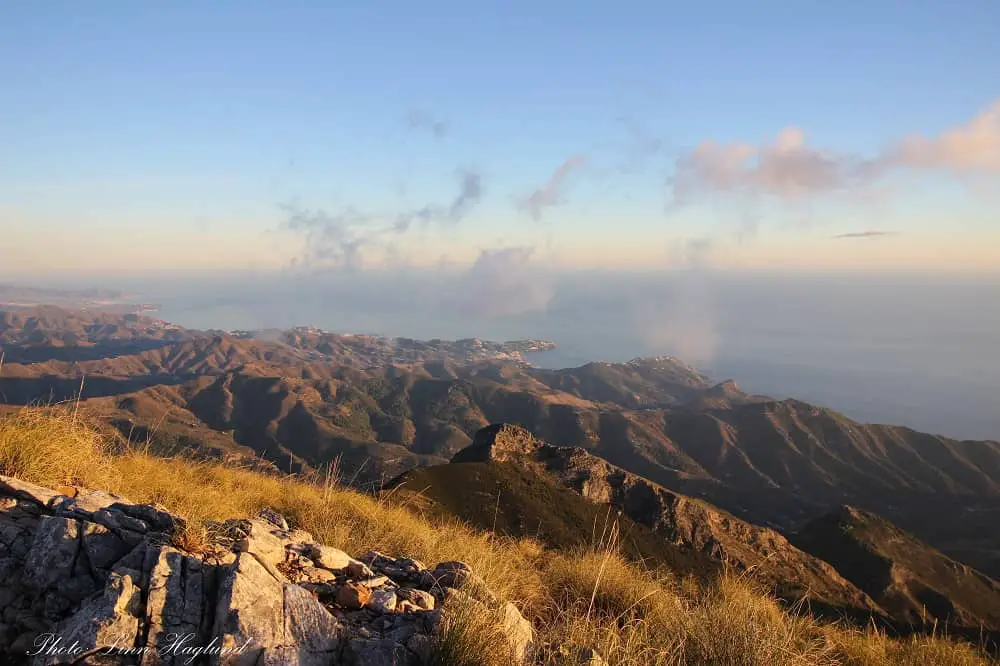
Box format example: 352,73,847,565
0,407,996,665
794,506,1000,631
387,461,722,581
3,306,1000,579
447,424,886,620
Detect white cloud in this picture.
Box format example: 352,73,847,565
892,100,1000,173
670,98,1000,208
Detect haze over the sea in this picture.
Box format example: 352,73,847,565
22,269,996,443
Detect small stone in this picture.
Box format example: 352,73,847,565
347,560,375,579
382,565,415,582
301,566,337,583
257,507,289,531
396,557,426,573
359,550,396,570
396,601,420,613
307,543,354,571
358,575,390,588
397,588,435,611
287,528,314,544
501,601,535,663
367,589,397,614
336,583,372,610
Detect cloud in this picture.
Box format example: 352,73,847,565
281,204,376,270
451,246,555,317
518,156,588,221
832,230,900,239
891,100,1000,173
405,110,449,139
670,127,880,206
670,99,1000,210
283,167,485,267
392,168,484,232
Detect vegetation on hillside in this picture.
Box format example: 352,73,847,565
0,405,994,666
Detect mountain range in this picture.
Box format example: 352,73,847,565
1,305,999,644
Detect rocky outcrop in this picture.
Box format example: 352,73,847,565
0,476,533,665
455,424,885,618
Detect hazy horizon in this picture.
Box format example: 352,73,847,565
6,269,996,443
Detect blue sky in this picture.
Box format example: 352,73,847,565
2,0,998,272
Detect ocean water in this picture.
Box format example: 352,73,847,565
47,269,1000,441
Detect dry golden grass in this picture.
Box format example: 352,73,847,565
0,405,996,666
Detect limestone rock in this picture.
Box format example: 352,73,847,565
0,476,64,507
367,589,397,614
257,508,289,532
397,588,435,611
23,517,82,591
211,553,284,665
230,519,287,571
306,543,353,571
299,566,336,584
346,560,375,579
281,583,342,655
142,546,207,665
336,584,372,611
501,601,535,664
1,477,536,666
34,571,140,666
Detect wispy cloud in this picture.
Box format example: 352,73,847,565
281,205,375,270
518,156,588,221
392,169,484,232
405,110,449,139
282,169,485,269
832,230,900,239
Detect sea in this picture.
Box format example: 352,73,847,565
35,269,1000,442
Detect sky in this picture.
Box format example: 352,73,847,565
2,0,999,274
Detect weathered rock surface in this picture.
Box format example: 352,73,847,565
0,476,534,665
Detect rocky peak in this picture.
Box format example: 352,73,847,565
452,424,884,619
0,476,534,665
451,423,544,464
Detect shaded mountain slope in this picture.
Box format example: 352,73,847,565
794,505,1000,632
386,460,722,581
451,423,884,619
